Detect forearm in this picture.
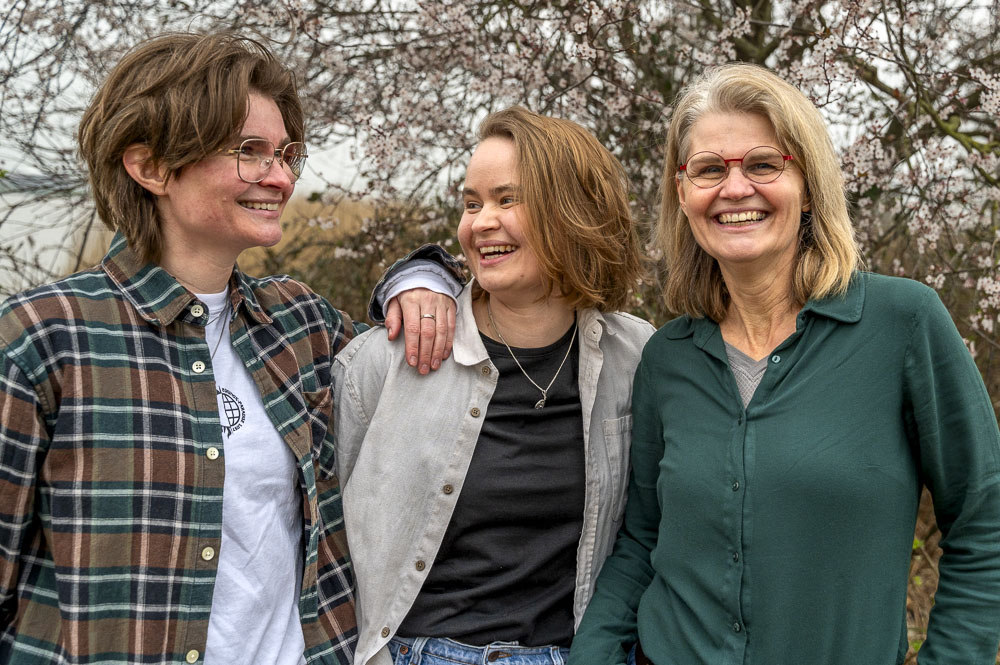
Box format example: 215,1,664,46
919,481,1000,663
570,522,655,665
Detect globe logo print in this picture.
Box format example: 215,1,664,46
217,387,246,437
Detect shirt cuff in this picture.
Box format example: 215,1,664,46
375,260,462,314
367,245,466,323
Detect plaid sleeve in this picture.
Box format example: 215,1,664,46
366,244,466,322
0,346,46,626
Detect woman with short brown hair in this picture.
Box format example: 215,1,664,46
0,30,457,665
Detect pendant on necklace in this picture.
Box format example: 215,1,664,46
534,398,546,409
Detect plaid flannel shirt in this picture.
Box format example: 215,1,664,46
0,234,373,665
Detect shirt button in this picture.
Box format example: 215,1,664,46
186,650,200,663
191,304,205,317
442,484,454,494
732,552,740,562
192,360,206,373
481,365,491,375
415,560,426,571
201,546,215,561
771,354,781,363
381,627,390,638
470,407,481,417
732,481,740,492
732,622,743,633
206,447,220,460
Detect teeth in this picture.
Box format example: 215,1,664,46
718,211,766,224
480,244,516,257
240,201,280,211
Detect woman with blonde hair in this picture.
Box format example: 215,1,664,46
570,63,1000,665
334,106,655,665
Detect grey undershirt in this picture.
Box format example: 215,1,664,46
724,341,769,407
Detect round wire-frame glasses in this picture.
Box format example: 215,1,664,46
678,146,794,189
226,138,309,183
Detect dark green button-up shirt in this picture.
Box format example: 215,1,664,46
570,272,1000,665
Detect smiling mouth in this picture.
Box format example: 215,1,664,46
716,211,767,225
480,244,517,259
239,201,280,211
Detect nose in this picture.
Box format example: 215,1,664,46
257,156,295,192
717,165,756,200
470,203,502,232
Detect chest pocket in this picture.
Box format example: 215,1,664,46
602,414,633,519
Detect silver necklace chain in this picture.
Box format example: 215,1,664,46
486,297,577,409
208,302,230,360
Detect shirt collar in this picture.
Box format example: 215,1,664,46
666,270,866,346
451,281,490,366
450,280,599,365
101,232,270,326
797,271,865,324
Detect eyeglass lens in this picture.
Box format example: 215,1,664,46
684,146,787,188
235,139,308,183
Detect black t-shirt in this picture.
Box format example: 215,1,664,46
396,323,586,647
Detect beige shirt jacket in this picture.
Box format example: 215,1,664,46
333,282,655,665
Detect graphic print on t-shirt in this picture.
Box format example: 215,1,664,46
217,386,246,437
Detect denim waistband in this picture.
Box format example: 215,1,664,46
389,636,570,665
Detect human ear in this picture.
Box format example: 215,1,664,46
676,176,688,213
122,144,168,196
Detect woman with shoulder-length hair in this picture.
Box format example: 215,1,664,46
334,106,656,665
0,30,459,665
570,63,1000,665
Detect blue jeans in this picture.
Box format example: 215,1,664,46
388,636,570,665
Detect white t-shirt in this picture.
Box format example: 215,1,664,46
198,288,306,665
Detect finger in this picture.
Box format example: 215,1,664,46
398,294,423,367
429,307,449,370
384,298,402,341
417,308,437,374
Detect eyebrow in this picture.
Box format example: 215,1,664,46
462,184,521,197
237,134,294,145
